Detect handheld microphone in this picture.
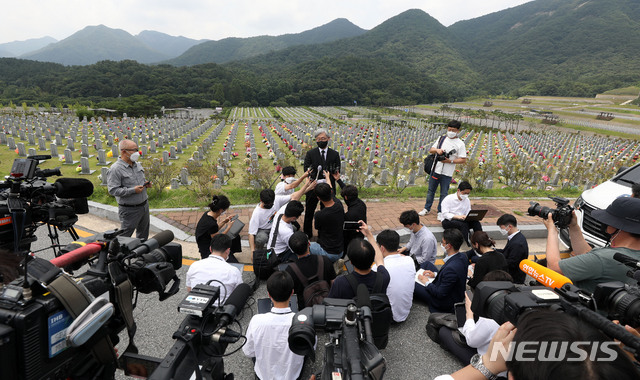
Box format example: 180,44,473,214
356,283,372,309
54,177,94,198
519,259,572,290
50,242,104,268
217,283,252,329
315,165,322,181
613,252,640,270
132,230,174,256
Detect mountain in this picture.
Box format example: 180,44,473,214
449,0,640,94
21,25,169,65
165,18,366,66
0,36,57,57
135,31,208,58
231,9,479,98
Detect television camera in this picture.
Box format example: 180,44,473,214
288,284,386,380
0,155,94,257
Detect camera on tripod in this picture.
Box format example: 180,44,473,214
288,284,386,380
527,196,574,229
0,155,94,256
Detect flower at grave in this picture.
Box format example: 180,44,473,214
373,159,378,164
258,154,263,159
233,152,239,157
365,147,370,151
340,155,345,160
75,166,82,172
347,146,351,150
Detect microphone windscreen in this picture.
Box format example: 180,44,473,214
54,177,94,198
356,283,372,309
519,259,573,290
224,283,252,310
151,230,174,247
613,252,640,268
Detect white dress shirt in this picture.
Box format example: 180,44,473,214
243,307,304,380
248,194,291,234
439,193,471,221
185,255,243,305
382,254,416,322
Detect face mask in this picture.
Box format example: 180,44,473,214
317,140,328,149
447,131,458,139
440,243,448,252
459,193,469,200
499,228,509,236
605,228,621,247
129,151,140,162
284,177,296,184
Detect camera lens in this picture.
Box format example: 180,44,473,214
527,202,552,219
288,323,316,356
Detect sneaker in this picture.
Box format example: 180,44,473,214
418,209,429,216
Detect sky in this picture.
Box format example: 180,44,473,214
0,0,533,44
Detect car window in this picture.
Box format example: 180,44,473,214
614,163,640,186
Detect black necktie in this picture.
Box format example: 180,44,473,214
321,150,325,162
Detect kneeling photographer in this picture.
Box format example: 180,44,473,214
543,197,640,293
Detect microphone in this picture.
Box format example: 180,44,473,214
315,164,322,181
356,283,372,309
132,230,174,256
50,242,103,268
519,259,573,290
217,283,252,329
613,252,640,270
54,178,94,198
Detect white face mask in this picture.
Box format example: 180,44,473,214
129,151,140,162
440,243,448,253
284,177,296,184
459,193,469,200
447,131,458,139
499,228,509,236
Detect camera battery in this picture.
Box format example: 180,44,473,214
177,284,220,317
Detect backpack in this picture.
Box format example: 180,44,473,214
423,135,447,174
346,272,393,349
252,215,283,280
288,256,330,307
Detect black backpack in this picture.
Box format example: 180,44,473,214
346,272,393,349
288,256,331,308
423,135,446,174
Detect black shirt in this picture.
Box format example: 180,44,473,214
328,266,391,299
467,250,508,289
343,197,367,251
314,197,345,255
195,212,219,259
285,254,337,309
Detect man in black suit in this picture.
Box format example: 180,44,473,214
303,128,341,238
496,214,529,284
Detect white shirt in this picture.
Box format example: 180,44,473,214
275,177,296,196
383,254,416,322
185,255,243,305
439,193,471,222
266,214,295,255
243,307,304,380
461,317,500,355
248,195,291,235
431,136,466,177
508,229,520,241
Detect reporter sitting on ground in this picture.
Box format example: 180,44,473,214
544,197,640,294
439,181,482,247
185,234,243,305
496,214,529,284
466,232,508,289
376,229,416,323
243,271,305,380
414,229,467,313
438,270,512,368
398,209,438,271
285,231,336,310
309,182,345,263
327,221,390,299
435,309,640,380
331,171,367,253
266,201,305,263
195,194,241,260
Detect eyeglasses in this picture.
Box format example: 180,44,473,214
124,148,138,152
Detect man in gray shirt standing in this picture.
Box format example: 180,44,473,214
398,210,438,271
107,139,152,239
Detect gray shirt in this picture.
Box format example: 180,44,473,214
406,224,438,264
107,158,148,206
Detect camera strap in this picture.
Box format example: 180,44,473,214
108,261,139,355
47,273,118,365
432,135,446,174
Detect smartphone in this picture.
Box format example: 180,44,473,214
343,221,361,230
143,180,150,187
454,302,467,328
230,214,239,222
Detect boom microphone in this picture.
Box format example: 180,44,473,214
50,242,104,268
132,230,174,256
613,252,640,270
217,283,252,329
356,283,372,309
519,259,573,290
54,177,94,198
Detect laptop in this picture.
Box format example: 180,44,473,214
464,209,488,222
257,295,299,314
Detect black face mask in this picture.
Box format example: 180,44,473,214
317,141,328,149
